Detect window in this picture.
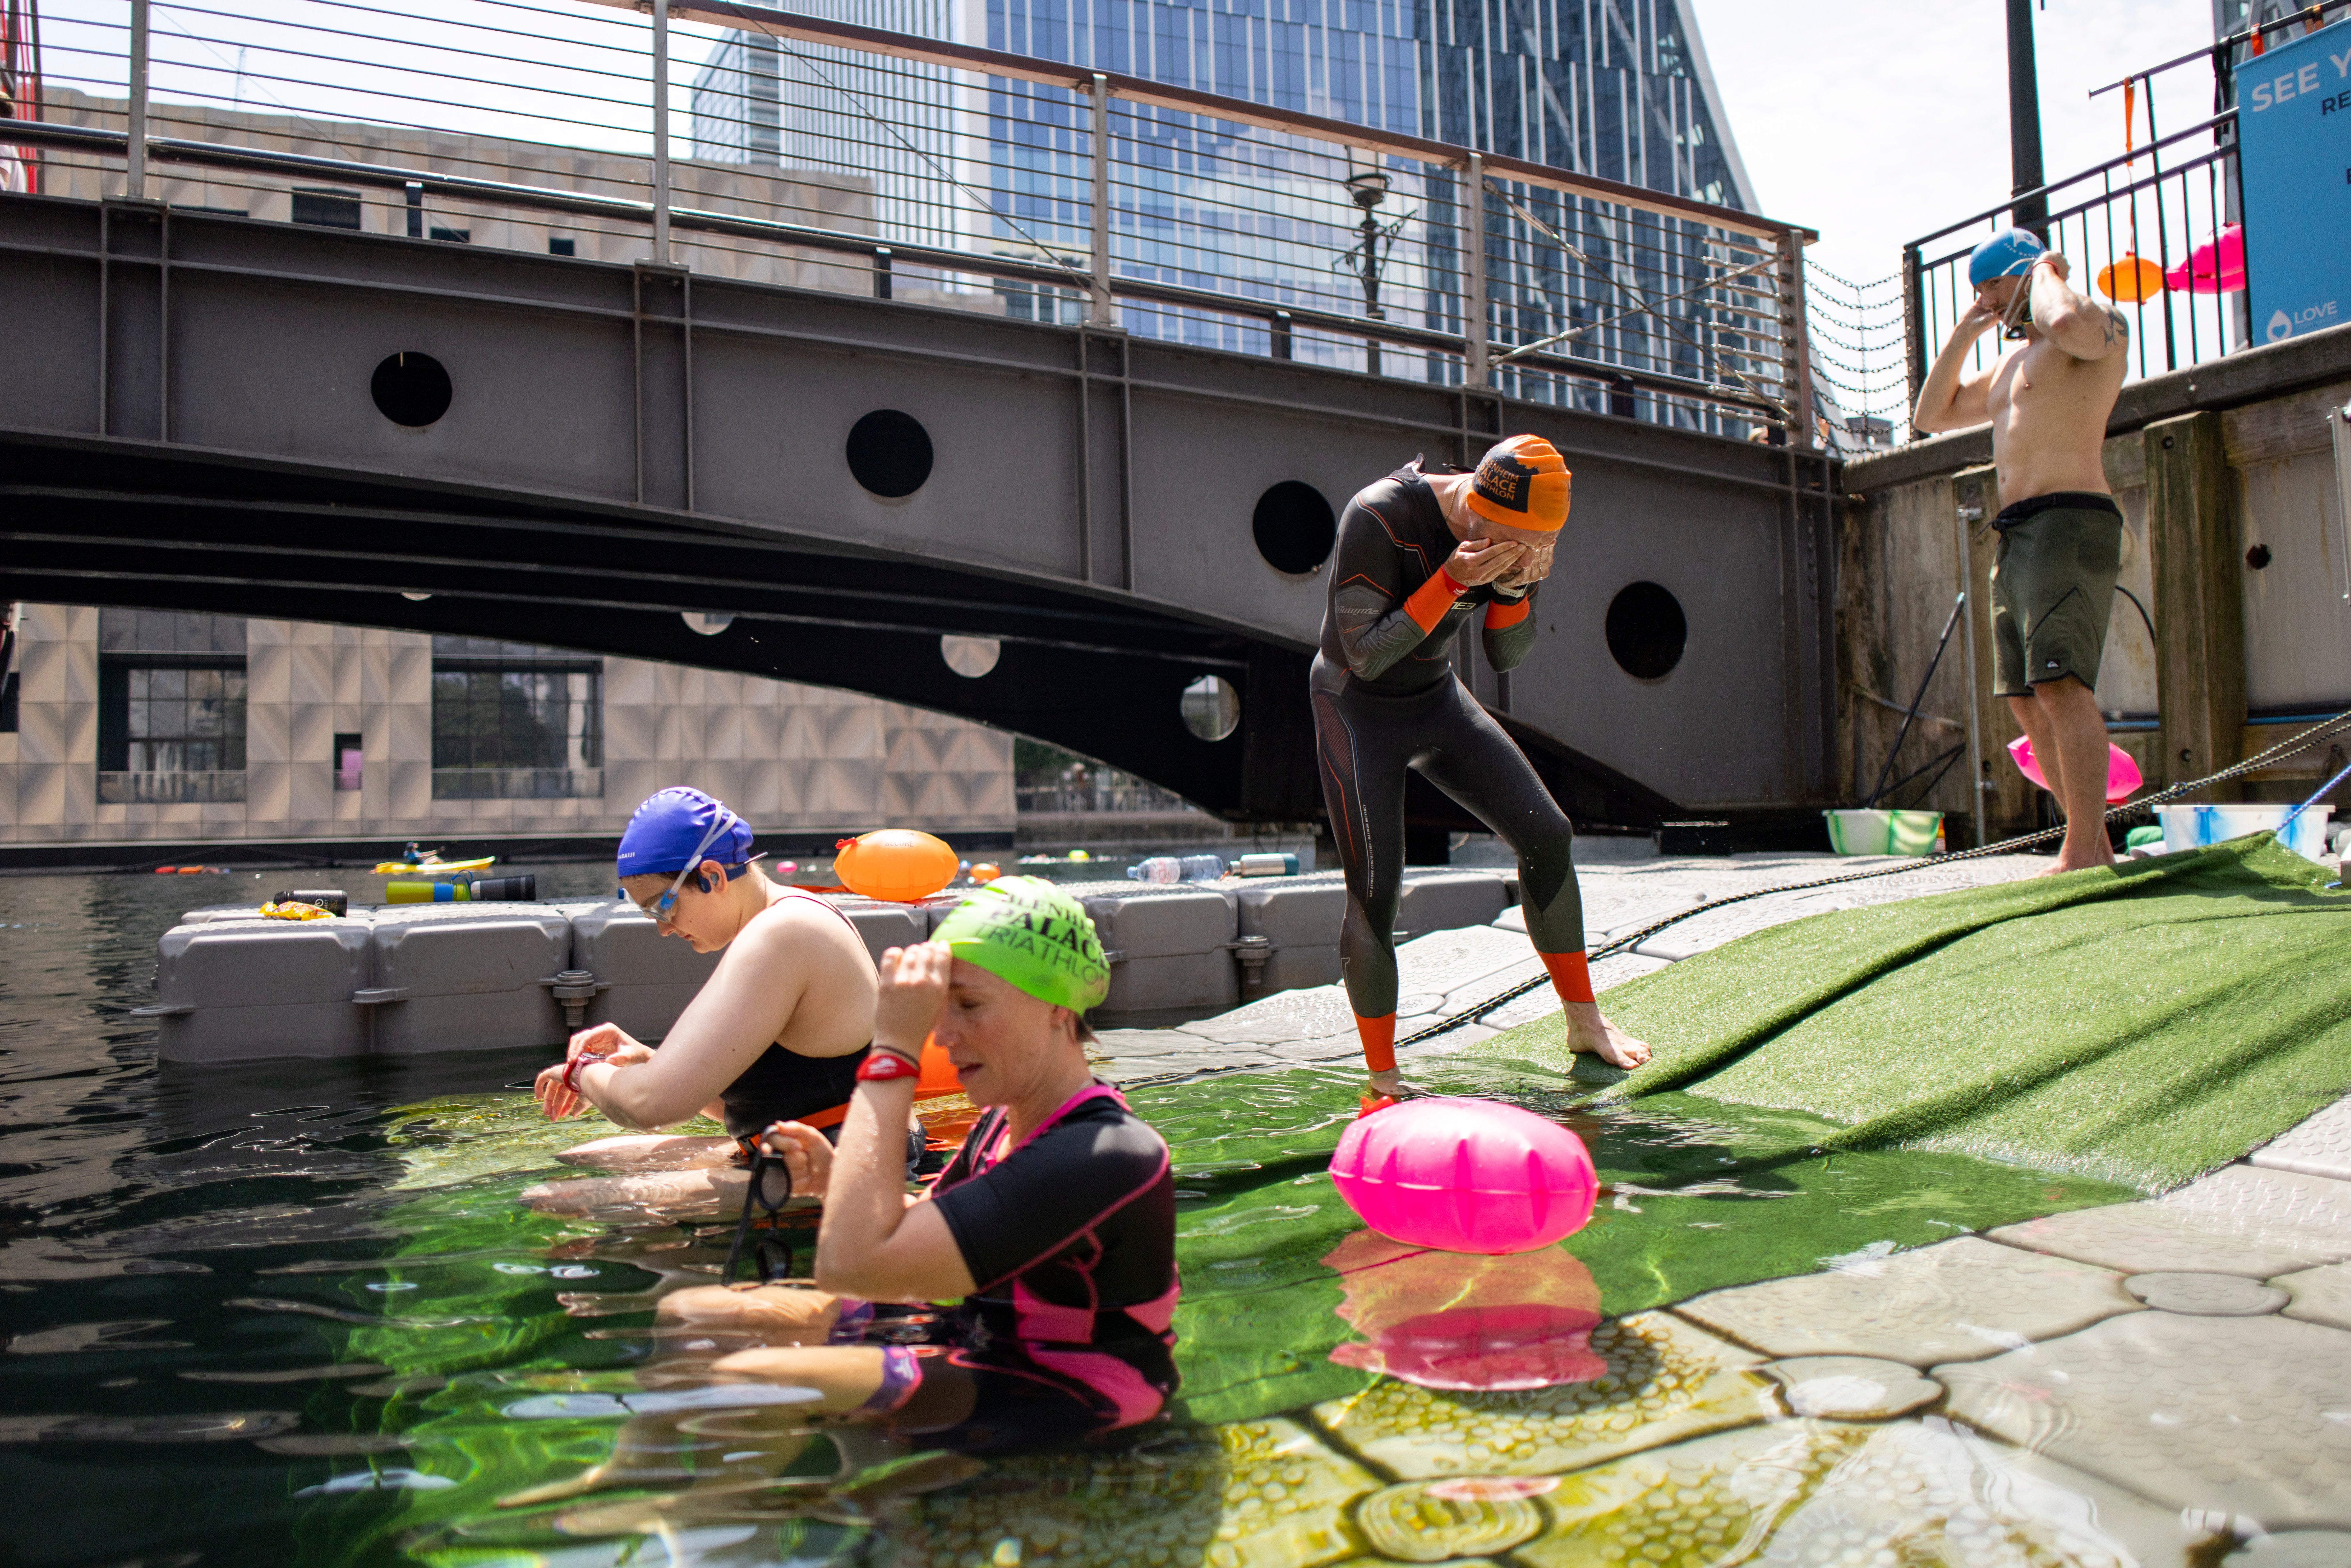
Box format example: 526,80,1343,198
291,188,362,230
429,225,470,243
333,730,363,792
0,602,19,733
430,637,602,799
548,236,576,257
96,610,248,803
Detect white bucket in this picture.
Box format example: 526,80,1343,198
2156,803,2334,862
1824,809,1943,857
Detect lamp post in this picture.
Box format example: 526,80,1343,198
1341,166,1405,376
2006,0,2048,237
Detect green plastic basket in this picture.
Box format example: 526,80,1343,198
1824,808,1943,857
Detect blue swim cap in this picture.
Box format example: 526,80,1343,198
616,787,754,880
1968,228,2045,288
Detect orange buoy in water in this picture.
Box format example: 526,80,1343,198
916,1032,961,1098
2097,254,2163,303
969,862,1003,883
832,829,960,902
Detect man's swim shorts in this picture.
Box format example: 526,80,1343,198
1989,492,2123,699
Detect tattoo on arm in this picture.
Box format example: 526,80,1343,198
2099,307,2129,347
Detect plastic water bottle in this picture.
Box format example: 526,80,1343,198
1127,857,1183,883
1179,854,1227,882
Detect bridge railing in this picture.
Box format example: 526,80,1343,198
1900,111,2244,415
10,0,1819,443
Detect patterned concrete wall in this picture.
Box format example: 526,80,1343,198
0,605,1013,845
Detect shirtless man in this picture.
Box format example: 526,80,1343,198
1913,228,2131,873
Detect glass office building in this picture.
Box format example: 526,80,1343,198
691,0,1760,416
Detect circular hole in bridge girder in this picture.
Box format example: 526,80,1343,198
940,635,1001,678
371,352,453,427
846,409,934,498
682,612,736,636
1604,581,1687,681
1180,675,1240,742
1252,481,1337,575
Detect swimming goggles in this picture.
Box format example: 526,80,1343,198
722,1135,799,1285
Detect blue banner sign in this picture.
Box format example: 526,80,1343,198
2238,17,2351,343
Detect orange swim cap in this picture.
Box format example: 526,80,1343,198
1465,434,1570,533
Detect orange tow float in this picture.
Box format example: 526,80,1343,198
830,829,962,903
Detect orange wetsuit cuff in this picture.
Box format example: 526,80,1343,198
1354,1012,1398,1074
1541,950,1595,1005
1483,594,1531,629
1403,570,1466,634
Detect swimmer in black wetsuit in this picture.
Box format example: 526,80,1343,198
1314,435,1651,1087
523,787,892,1216
508,879,1175,1500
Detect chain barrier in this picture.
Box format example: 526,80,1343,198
1393,704,2351,1050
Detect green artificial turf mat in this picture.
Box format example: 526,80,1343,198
1473,834,2351,1192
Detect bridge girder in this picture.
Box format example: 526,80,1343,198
0,194,1837,827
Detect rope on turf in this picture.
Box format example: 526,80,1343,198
1394,704,2351,1049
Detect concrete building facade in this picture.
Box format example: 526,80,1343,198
0,605,1015,862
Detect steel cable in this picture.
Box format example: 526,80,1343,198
1392,704,2351,1051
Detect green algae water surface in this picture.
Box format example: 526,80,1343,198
0,866,2143,1566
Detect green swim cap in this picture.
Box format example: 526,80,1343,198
932,876,1110,1015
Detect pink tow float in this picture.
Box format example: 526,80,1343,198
2007,735,2142,803
1329,1097,1598,1255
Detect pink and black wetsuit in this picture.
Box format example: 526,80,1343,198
849,1081,1179,1455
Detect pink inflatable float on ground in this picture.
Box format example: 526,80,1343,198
2006,735,2143,803
1329,1096,1598,1255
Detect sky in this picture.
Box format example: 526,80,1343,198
1687,0,2224,292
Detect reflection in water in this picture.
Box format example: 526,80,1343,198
1322,1229,1605,1390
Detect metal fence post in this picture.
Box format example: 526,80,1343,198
1464,154,1488,388
651,0,672,265
125,0,150,199
1900,241,1926,422
1782,229,1815,450
1089,74,1115,327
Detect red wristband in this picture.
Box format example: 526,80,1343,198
561,1052,604,1094
856,1049,922,1083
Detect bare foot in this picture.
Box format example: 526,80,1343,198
2039,838,2117,876
1564,1003,1650,1069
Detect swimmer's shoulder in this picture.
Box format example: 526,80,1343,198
1346,460,1437,521
1052,1095,1171,1173
735,891,877,971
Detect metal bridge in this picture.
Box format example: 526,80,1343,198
0,0,1837,830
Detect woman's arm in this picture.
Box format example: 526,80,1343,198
565,901,825,1130
808,943,977,1302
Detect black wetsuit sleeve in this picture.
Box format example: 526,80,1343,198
1482,583,1539,674
930,1114,1172,1291
1330,492,1457,682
